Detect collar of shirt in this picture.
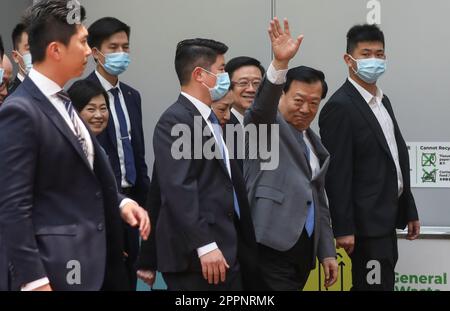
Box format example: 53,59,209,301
348,77,383,106
17,72,25,82
181,92,212,122
28,68,62,97
231,108,244,125
95,70,120,91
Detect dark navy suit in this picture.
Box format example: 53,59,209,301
0,77,129,291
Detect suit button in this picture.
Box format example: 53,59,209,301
227,212,233,219
97,223,104,231
96,192,102,199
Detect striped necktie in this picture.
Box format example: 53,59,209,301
56,91,89,160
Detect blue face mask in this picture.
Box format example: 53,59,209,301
349,55,386,84
201,69,230,101
99,51,131,76
17,52,33,74
0,68,4,84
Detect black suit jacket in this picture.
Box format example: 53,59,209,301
318,80,419,238
0,77,129,290
86,72,150,206
7,76,22,96
149,94,261,288
137,167,160,272
226,112,244,172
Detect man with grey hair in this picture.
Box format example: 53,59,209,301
244,18,338,290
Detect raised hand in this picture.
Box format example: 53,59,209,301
268,17,304,70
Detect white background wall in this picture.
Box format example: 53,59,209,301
1,0,449,226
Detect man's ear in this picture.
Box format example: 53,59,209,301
91,47,100,63
11,51,20,64
46,42,63,62
192,67,204,83
279,92,286,106
343,54,353,69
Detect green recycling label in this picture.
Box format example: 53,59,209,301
407,142,450,188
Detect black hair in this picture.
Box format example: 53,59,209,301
225,56,265,82
0,35,4,60
12,23,27,50
175,38,228,86
67,79,109,112
87,17,130,50
347,24,385,54
284,66,328,99
23,0,86,63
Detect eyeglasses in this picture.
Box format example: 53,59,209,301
232,80,261,89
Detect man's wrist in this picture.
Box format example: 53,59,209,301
272,59,289,71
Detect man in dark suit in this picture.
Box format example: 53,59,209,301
244,18,338,291
224,57,264,171
143,38,260,291
319,24,420,291
0,35,8,291
9,23,31,95
0,0,149,291
85,17,150,290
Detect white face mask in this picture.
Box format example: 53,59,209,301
16,51,33,75
348,54,386,84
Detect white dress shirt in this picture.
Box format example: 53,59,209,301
348,77,404,196
23,69,134,291
303,131,320,178
95,71,133,189
231,108,244,125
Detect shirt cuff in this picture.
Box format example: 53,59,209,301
119,198,136,209
197,242,219,258
21,277,50,291
266,62,289,85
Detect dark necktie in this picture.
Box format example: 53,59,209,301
110,87,136,185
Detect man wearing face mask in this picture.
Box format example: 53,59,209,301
10,23,32,95
319,24,420,291
85,17,150,290
146,38,260,291
0,36,7,107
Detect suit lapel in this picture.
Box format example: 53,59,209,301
306,128,330,181
23,77,95,173
179,94,231,179
344,80,393,161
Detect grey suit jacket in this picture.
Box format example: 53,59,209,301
243,77,336,263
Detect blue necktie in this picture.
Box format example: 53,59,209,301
209,111,241,219
110,87,136,185
300,132,315,237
